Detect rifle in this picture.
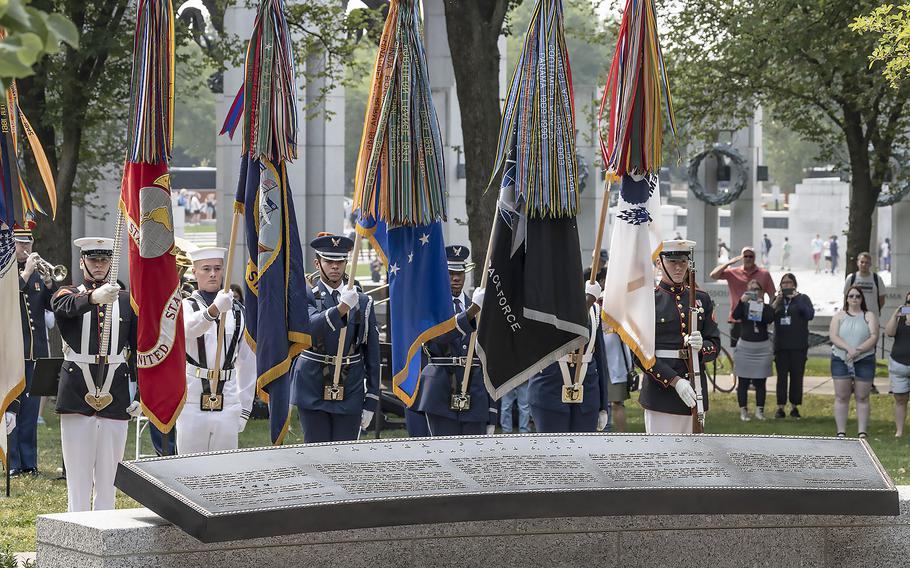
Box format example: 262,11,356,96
687,257,705,433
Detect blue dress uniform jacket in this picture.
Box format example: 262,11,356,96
291,280,380,415
415,295,496,425
52,282,137,420
528,306,610,415
638,281,720,415
19,266,57,360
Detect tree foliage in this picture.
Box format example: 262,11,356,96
0,0,77,88
665,0,910,273
851,3,910,88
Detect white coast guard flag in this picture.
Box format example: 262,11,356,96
0,229,25,469
601,173,662,370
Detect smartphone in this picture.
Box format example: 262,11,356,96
901,306,910,316
746,291,758,301
782,287,795,298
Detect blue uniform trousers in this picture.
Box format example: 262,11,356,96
425,413,486,437
530,404,598,434
405,408,431,437
300,409,361,443
149,423,176,456
9,361,39,471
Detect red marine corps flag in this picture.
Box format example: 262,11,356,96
119,0,186,431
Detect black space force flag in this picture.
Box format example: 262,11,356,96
476,155,589,399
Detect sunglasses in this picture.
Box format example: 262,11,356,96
847,294,862,299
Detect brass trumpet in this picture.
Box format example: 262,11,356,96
35,256,67,282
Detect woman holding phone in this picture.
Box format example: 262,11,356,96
732,279,775,421
829,286,879,438
772,273,815,419
885,291,910,437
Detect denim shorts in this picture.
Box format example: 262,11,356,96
831,354,876,381
890,357,910,394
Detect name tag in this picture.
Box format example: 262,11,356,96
780,316,791,326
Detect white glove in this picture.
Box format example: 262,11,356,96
238,416,248,433
126,401,143,418
360,410,374,430
486,424,495,435
471,287,485,308
90,283,120,305
213,290,234,313
596,410,609,431
340,287,360,310
4,412,15,435
585,281,603,299
674,378,697,408
23,253,39,274
685,331,703,351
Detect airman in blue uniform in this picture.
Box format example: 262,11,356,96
527,279,609,433
415,245,495,436
290,234,380,443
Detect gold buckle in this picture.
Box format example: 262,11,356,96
323,384,345,401
200,393,224,411
561,384,584,404
450,393,471,411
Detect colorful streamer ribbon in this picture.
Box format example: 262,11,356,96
488,0,579,219
352,0,446,227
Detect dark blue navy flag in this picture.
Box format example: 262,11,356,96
236,155,311,444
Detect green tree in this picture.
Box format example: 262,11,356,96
763,111,824,194
852,3,910,88
666,0,910,274
0,0,77,88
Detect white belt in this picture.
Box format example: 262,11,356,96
559,306,600,388
300,350,362,366
655,349,689,360
64,351,127,365
558,353,593,365
187,363,235,381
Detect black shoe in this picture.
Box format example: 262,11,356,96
775,408,786,419
790,407,801,419
8,468,21,477
871,384,880,395
21,467,38,477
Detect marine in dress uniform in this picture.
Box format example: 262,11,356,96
639,240,720,434
7,222,58,475
527,280,610,433
290,234,380,443
415,245,496,437
176,247,256,454
52,237,139,512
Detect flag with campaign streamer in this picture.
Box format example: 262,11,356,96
231,0,311,445
352,0,452,406
0,77,57,467
118,0,187,432
598,0,677,369
476,0,589,399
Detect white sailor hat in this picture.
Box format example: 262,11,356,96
659,239,695,258
188,247,227,264
74,237,115,258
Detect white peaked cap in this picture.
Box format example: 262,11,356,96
73,237,115,252
188,247,227,263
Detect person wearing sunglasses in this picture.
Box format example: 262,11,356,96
710,246,776,349
829,286,880,438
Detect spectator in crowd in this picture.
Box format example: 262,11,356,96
205,194,217,220
499,382,531,434
603,324,634,431
369,257,383,283
181,189,192,223
811,233,824,274
882,238,892,272
190,192,202,224
710,246,776,348
717,238,730,260
760,234,772,266
829,286,879,438
885,291,910,437
772,273,814,419
732,279,775,421
829,235,840,275
844,251,885,321
823,238,832,273
230,283,244,303
781,237,792,271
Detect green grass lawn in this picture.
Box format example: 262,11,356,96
3,391,908,552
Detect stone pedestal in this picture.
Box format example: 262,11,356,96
37,487,910,568
729,107,764,253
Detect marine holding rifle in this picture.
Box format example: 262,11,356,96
52,237,138,512
639,240,720,434
290,233,380,443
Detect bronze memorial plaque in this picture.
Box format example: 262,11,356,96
115,434,898,543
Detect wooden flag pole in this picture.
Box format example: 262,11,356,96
208,209,242,405
330,233,364,388
459,216,500,397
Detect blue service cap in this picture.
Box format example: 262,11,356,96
310,233,354,261
445,244,470,272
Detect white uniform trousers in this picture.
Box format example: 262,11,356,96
643,409,694,434
176,374,241,454
59,413,129,512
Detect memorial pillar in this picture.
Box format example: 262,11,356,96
892,198,910,286
687,153,719,286
730,107,763,253
575,84,601,268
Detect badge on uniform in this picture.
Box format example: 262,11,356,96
324,384,345,401
561,384,583,404
200,393,224,411
450,393,471,411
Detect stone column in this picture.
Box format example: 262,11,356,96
686,153,719,286
892,198,910,286
575,84,601,270
729,107,764,254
